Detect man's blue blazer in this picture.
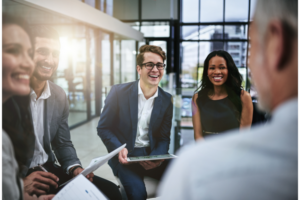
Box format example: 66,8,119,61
97,80,173,157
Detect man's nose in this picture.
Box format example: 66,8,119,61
151,65,159,72
45,53,55,65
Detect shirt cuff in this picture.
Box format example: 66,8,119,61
66,164,81,175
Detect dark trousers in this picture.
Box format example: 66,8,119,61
26,162,122,200
111,148,171,200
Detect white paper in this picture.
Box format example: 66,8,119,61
53,174,107,200
60,144,126,187
81,143,126,176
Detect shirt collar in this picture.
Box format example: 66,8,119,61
138,80,158,99
30,81,51,100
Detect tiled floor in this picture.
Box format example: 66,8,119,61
70,117,118,185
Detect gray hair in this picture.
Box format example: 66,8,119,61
253,0,298,43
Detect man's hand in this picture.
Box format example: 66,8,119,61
118,148,129,164
139,160,164,170
72,167,94,182
24,192,55,200
23,171,59,196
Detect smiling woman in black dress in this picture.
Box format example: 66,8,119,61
192,50,253,140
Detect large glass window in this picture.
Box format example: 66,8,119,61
85,0,96,7
182,0,199,22
140,21,170,37
142,0,172,19
113,40,121,85
225,0,248,22
88,28,96,116
113,0,139,20
102,32,111,88
181,42,198,90
121,40,136,83
200,0,223,22
53,26,89,126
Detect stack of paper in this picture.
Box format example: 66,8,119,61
53,174,107,200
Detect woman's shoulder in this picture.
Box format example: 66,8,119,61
240,90,252,103
192,93,198,102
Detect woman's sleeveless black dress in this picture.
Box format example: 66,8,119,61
197,95,240,137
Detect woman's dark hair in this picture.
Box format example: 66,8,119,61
195,50,243,121
2,13,35,176
3,13,34,52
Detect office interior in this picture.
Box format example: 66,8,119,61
3,0,258,186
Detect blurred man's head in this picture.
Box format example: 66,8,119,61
249,0,298,112
32,26,60,81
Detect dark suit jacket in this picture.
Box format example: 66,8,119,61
27,81,81,172
97,80,173,163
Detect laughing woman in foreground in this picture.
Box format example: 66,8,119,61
2,14,54,200
192,50,253,140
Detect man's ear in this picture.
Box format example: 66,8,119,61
265,20,285,71
137,65,141,75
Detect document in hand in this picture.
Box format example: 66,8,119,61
81,143,126,176
53,174,107,200
60,143,126,187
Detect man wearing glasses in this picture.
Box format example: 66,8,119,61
97,45,173,200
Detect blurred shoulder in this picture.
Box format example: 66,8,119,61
192,93,198,102
240,90,252,103
158,87,172,103
48,81,66,96
111,81,136,93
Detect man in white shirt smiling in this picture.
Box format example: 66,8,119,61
23,25,121,199
97,45,173,200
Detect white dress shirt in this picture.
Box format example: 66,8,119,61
29,81,80,173
29,81,50,168
134,81,158,148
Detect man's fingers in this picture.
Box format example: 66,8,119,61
89,178,93,182
39,172,59,182
121,150,127,160
88,173,94,178
32,188,47,196
139,162,149,169
39,194,55,200
35,176,58,188
119,152,125,162
35,182,50,191
142,161,152,167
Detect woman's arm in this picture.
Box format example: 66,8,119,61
192,94,203,140
240,90,253,129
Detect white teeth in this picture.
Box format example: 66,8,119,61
42,66,51,70
149,75,158,78
17,74,30,80
214,77,222,80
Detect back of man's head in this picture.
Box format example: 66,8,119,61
250,0,298,112
254,0,297,40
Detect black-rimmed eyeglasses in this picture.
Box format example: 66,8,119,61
141,62,166,70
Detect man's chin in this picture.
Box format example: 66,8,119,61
32,71,51,81
257,98,271,113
